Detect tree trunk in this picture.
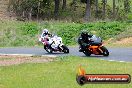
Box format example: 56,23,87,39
54,0,60,20
22,11,25,17
113,0,115,19
95,0,98,18
62,0,66,10
102,0,106,19
28,8,32,20
37,1,40,21
85,0,91,21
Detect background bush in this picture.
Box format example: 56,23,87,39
0,20,131,47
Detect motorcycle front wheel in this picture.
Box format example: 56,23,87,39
83,50,91,56
100,46,109,56
44,45,53,53
62,45,69,53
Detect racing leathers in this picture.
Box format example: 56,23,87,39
78,34,92,52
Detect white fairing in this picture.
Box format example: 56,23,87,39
50,36,63,48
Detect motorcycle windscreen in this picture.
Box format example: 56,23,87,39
90,35,102,44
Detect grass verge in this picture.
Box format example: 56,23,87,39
0,56,132,88
0,20,132,47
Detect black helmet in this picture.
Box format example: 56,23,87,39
81,30,88,37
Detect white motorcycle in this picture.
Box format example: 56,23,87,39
41,35,69,53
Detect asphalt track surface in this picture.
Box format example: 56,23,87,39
0,47,132,62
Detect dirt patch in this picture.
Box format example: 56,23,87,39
0,55,55,66
113,37,132,45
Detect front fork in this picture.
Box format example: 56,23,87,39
58,43,64,51
98,45,104,54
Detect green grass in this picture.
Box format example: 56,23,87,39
0,56,132,88
0,20,131,47
115,24,132,40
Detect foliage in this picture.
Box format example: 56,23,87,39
127,13,132,20
0,20,131,47
9,0,52,19
20,22,38,37
8,0,132,21
115,24,132,40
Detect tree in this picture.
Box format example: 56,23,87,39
102,0,107,19
124,0,130,13
113,0,116,18
85,0,91,21
95,0,98,18
62,0,66,10
54,0,60,20
71,0,77,11
37,0,40,20
81,0,94,4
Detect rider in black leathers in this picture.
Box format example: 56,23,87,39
78,31,93,52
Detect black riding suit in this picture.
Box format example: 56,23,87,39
78,35,92,51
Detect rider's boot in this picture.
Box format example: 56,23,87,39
79,45,84,52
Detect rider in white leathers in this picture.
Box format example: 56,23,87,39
39,29,52,47
42,29,50,37
39,29,63,50
39,29,51,42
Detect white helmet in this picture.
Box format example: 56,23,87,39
43,29,49,34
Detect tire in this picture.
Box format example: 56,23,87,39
101,46,109,56
76,75,86,85
44,45,53,53
62,45,69,53
83,50,91,56
44,45,46,49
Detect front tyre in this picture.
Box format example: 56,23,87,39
44,45,53,53
62,45,69,53
83,50,91,56
101,46,109,56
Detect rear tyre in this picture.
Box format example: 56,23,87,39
101,46,109,56
83,50,91,56
62,45,69,53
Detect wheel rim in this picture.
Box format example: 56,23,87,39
47,49,51,52
64,49,68,53
104,51,107,55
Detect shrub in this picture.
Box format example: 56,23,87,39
0,20,130,47
20,22,38,37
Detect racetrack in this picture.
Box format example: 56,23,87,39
0,47,132,62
